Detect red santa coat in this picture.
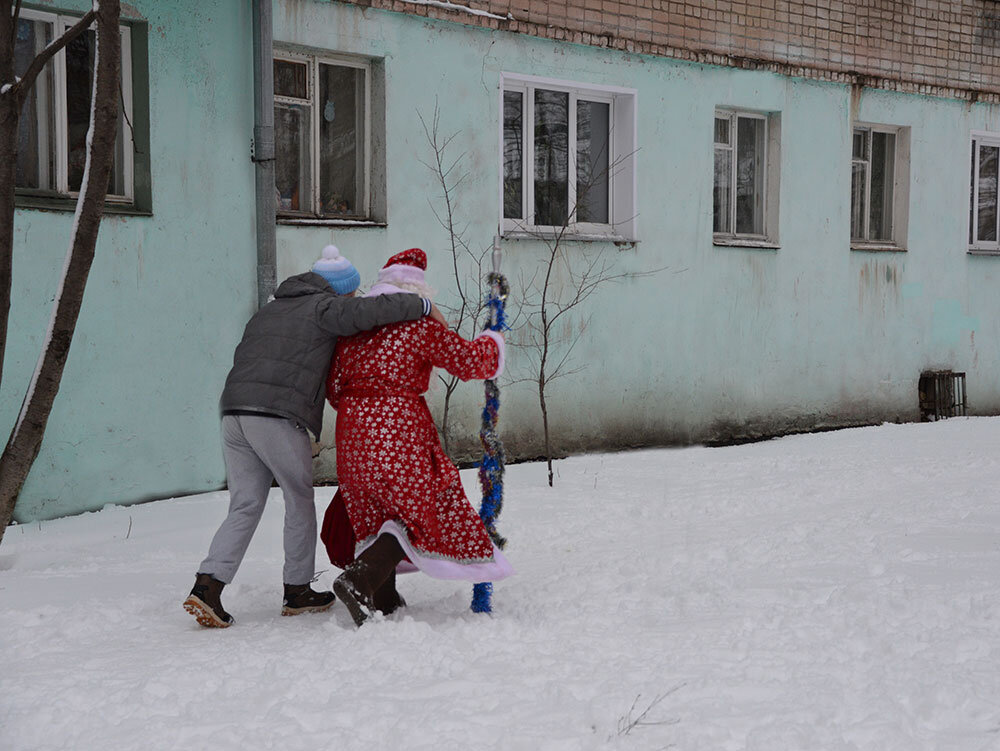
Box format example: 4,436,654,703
327,316,510,578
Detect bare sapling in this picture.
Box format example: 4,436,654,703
417,104,494,455
508,128,656,486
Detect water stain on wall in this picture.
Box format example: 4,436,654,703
858,259,902,315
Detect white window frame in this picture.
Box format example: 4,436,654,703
499,73,637,242
970,130,1000,254
273,50,371,220
713,108,781,248
17,8,134,202
850,122,909,252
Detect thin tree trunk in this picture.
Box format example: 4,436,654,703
539,321,552,486
540,377,553,487
441,379,454,455
0,0,121,544
538,241,558,486
0,0,18,391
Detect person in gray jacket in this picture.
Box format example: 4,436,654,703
183,245,444,628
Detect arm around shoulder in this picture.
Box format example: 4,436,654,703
317,293,425,337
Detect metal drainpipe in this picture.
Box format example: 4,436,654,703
252,0,276,309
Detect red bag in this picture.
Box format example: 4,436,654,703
320,488,356,569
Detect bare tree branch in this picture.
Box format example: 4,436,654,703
616,683,687,736
11,0,23,40
417,101,496,454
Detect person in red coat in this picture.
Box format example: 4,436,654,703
325,248,513,626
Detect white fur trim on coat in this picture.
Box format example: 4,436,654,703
377,264,426,287
364,282,409,298
475,329,505,380
360,520,514,582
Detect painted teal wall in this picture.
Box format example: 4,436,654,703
273,2,1000,479
7,0,999,520
3,0,256,521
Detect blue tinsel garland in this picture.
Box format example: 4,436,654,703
472,271,509,614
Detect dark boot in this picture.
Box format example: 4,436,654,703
334,534,405,627
371,570,406,616
281,583,336,616
183,573,234,628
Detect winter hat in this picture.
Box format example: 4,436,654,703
366,247,433,299
312,245,361,295
383,248,427,271
375,247,427,288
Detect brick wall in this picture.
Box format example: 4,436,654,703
341,0,1000,101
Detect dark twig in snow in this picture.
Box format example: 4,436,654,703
616,682,687,736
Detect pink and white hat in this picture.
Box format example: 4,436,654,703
366,248,432,298
376,247,427,287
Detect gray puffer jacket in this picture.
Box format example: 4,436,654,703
219,272,424,438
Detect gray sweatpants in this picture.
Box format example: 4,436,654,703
199,414,317,586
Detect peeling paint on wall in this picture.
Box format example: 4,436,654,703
120,3,147,21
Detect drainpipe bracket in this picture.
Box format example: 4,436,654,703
251,126,275,163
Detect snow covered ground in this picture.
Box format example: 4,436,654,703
4,418,1000,750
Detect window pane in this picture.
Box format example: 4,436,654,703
14,18,55,190
503,90,523,220
275,103,312,213
66,30,125,195
869,131,895,241
66,32,94,192
851,161,867,240
713,147,731,233
970,141,977,245
576,99,609,224
852,130,867,159
274,59,308,99
318,63,364,216
112,80,127,197
714,117,730,146
735,117,765,235
534,89,568,227
978,144,999,243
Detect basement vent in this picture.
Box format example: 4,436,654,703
918,370,967,421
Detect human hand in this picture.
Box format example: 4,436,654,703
429,303,448,327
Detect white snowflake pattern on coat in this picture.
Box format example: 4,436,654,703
328,317,503,569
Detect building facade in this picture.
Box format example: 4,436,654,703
5,0,1000,521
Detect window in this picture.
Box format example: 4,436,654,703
501,74,636,240
274,53,370,220
851,124,909,249
713,109,781,246
14,9,136,204
970,131,1000,252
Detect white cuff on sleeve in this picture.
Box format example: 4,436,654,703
475,329,505,379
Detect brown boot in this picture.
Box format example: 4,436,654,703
281,583,336,616
371,570,406,616
334,534,405,627
183,573,234,628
